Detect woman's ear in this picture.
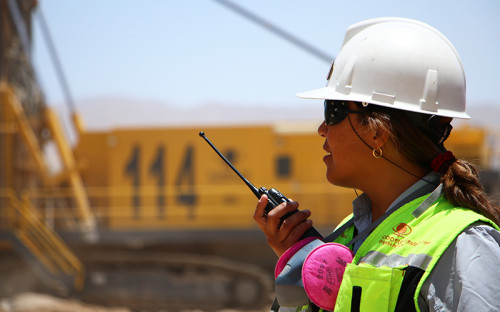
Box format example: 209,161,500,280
371,126,390,150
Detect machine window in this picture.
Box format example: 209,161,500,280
276,155,292,178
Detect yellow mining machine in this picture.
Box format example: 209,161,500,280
0,1,498,311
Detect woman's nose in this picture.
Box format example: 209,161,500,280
318,121,327,137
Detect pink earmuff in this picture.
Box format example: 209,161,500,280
301,243,354,311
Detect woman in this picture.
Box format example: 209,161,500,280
254,18,500,312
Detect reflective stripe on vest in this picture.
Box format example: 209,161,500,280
360,250,432,270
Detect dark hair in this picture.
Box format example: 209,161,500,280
358,103,500,227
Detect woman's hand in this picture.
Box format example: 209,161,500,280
253,194,314,257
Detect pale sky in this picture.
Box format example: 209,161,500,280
32,0,500,112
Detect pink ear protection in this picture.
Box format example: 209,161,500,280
301,243,354,311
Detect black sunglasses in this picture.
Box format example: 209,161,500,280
324,100,364,125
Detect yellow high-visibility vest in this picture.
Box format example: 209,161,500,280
299,193,498,312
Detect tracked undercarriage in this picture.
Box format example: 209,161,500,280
78,251,274,311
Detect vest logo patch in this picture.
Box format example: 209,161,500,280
379,223,431,248
392,223,412,237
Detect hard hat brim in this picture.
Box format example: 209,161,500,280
296,87,471,119
296,87,331,100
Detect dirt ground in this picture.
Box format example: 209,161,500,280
0,293,270,312
0,293,131,312
0,292,269,312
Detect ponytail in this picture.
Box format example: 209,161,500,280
442,159,500,226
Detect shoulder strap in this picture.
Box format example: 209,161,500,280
323,218,354,243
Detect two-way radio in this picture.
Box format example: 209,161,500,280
199,132,322,239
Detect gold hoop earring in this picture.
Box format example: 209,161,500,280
373,148,383,158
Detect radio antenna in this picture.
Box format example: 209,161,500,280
199,131,261,198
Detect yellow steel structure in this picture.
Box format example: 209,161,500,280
1,84,97,236
0,83,49,178
0,83,87,291
0,188,85,291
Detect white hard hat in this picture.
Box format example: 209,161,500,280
297,17,469,119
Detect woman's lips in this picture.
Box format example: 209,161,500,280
323,143,331,162
323,152,332,162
